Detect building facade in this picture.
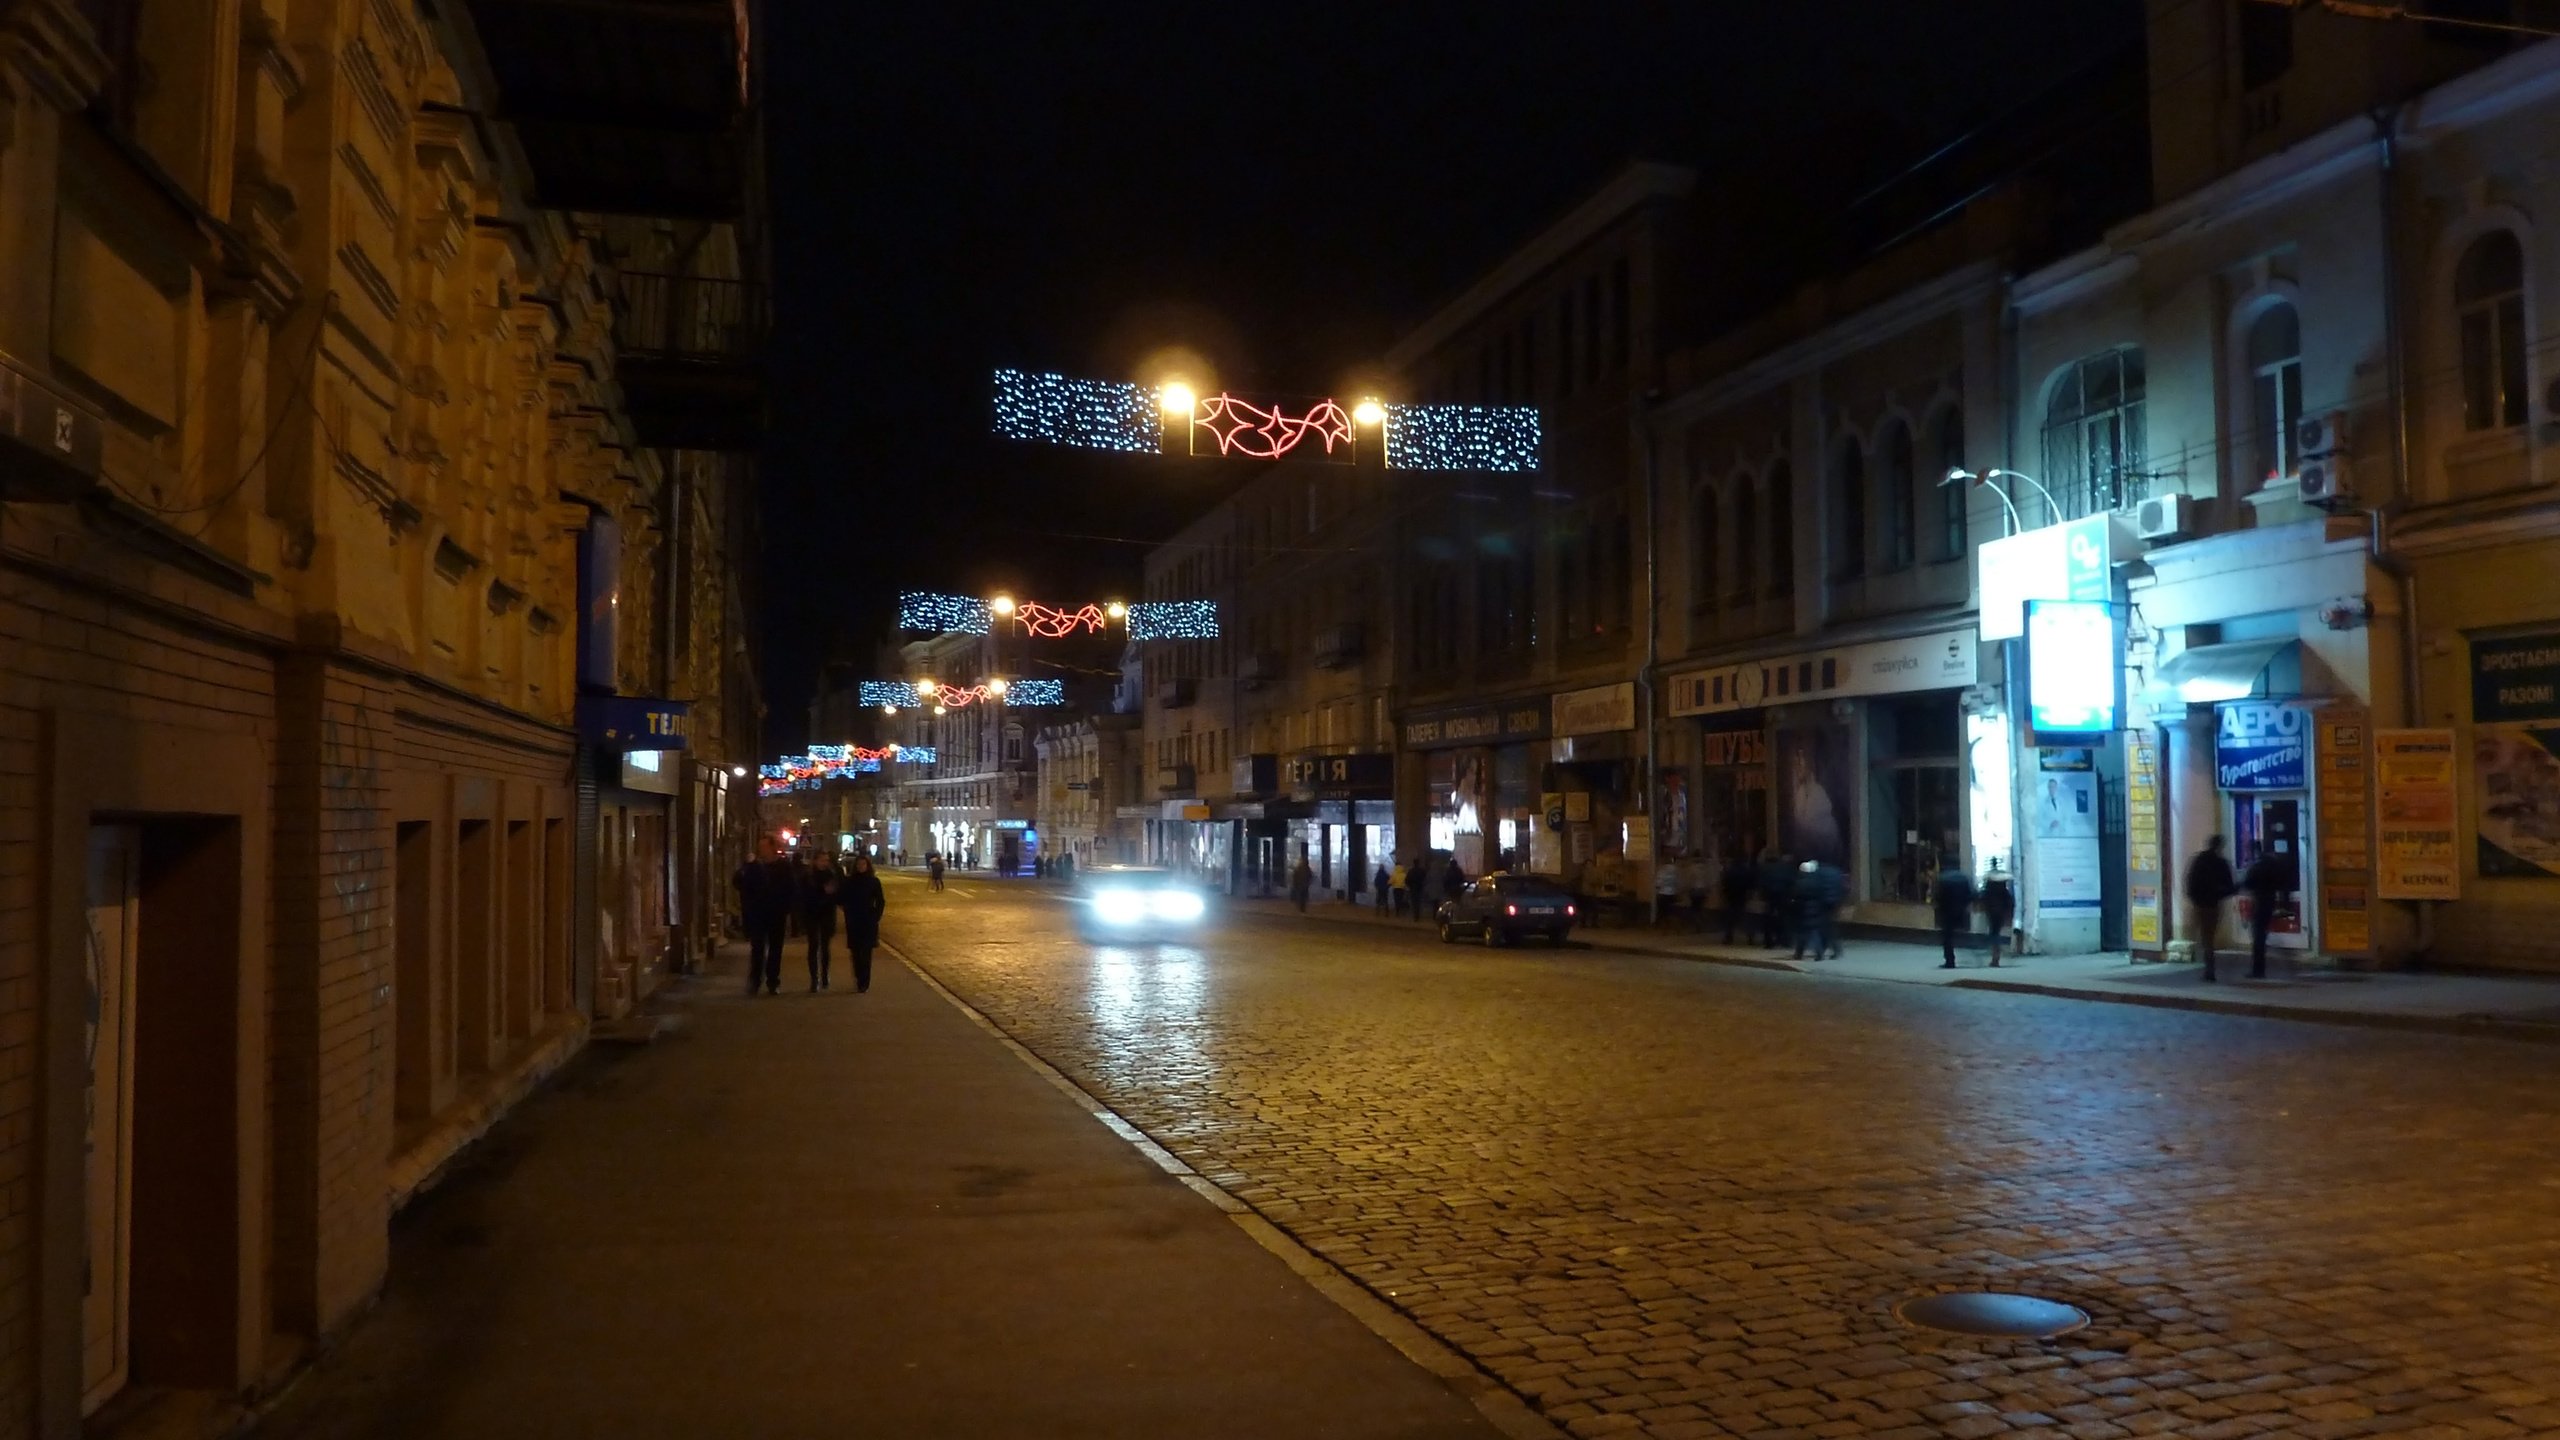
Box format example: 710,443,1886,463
0,1,765,1433
1033,712,1143,869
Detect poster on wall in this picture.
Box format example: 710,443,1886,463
2314,707,2372,956
2472,632,2560,878
2376,728,2460,899
1657,768,1689,857
2030,750,2099,839
2126,734,2163,949
1774,718,1853,870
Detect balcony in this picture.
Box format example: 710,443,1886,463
462,0,752,218
1157,764,1196,798
613,271,768,451
1237,652,1283,690
1313,622,1364,670
1155,678,1197,709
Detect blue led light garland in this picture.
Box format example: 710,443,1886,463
991,369,1163,454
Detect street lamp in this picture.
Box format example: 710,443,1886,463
914,677,937,698
1105,599,1127,620
882,703,898,715
987,677,1009,696
1158,381,1196,416
1352,397,1386,426
989,594,1016,617
730,765,747,778
1944,467,2064,534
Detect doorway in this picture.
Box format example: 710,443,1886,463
83,827,138,1414
2231,792,2309,949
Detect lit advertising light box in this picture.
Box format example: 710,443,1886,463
2025,599,2122,741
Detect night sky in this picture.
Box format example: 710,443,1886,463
756,1,2143,749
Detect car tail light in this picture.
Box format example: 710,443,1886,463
1505,903,1518,916
1565,904,1576,917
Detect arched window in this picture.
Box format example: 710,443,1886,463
2456,230,2527,431
1731,473,1759,602
1831,440,1866,580
1931,407,1967,559
1880,421,1916,571
1691,480,1721,610
2245,303,2304,485
2041,349,2146,515
1766,462,1794,598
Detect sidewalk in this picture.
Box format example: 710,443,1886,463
250,941,1510,1440
1228,892,2560,1044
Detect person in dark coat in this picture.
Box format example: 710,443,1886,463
1792,859,1844,961
732,837,794,996
1440,858,1467,915
1718,852,1753,944
799,854,841,991
1372,860,1391,914
837,852,887,992
2183,834,2239,982
1289,852,1315,912
1405,856,1430,923
1931,863,1979,969
1979,858,2016,964
2242,845,2293,980
1755,850,1794,949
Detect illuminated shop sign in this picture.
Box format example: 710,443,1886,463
2024,600,2120,739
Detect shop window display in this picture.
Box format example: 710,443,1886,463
1867,696,1962,904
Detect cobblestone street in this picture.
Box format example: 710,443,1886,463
886,876,2560,1440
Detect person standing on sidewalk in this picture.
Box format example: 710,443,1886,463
1931,862,1978,969
2183,834,2238,982
1289,851,1314,913
1719,850,1752,944
1980,858,2016,963
800,854,841,992
1388,858,1409,918
732,837,793,996
838,852,887,993
1793,859,1844,961
1653,851,1683,928
2242,844,2292,980
1371,859,1391,914
1682,850,1711,932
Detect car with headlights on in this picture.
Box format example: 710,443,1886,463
1072,864,1208,940
1436,872,1577,947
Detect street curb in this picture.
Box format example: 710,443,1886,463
880,938,1567,1440
1227,903,2560,1047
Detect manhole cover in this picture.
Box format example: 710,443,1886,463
1895,1292,2089,1339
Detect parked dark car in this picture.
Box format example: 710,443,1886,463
1436,873,1577,947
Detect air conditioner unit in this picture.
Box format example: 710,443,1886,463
2295,410,2349,459
2134,492,2192,541
2298,453,2353,508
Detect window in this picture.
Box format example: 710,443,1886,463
1831,441,1866,581
1691,480,1721,609
2456,230,2527,432
2040,349,2148,516
1932,408,1967,560
2239,0,2294,91
1610,258,1631,372
1767,462,1795,598
1880,422,1916,571
1731,476,1759,602
2244,303,2304,485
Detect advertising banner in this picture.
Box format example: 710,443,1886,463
2215,701,2308,791
2126,733,2163,949
1774,717,1853,870
2377,728,2460,899
2314,707,2371,955
1553,682,1637,736
2472,632,2560,878
2025,601,2119,738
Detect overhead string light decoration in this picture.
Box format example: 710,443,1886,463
1127,600,1220,640
1189,394,1354,461
992,368,1163,454
1005,679,1065,706
898,591,991,634
1015,602,1109,637
910,679,1067,709
859,680,920,707
1382,403,1540,473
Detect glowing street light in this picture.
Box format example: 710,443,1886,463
1158,381,1196,416
914,678,937,697
987,677,1009,696
881,703,899,715
989,594,1016,616
1352,398,1386,426
1105,599,1127,619
730,765,747,777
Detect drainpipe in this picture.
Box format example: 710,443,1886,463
1641,392,1663,926
2370,104,2434,964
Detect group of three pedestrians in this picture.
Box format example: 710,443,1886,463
732,839,887,995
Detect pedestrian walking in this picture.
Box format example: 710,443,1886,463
1372,860,1391,914
1792,859,1844,961
2242,844,2293,980
1409,856,1433,923
732,837,794,995
1717,850,1752,944
1931,862,1978,969
1653,851,1683,927
1980,857,2016,962
1289,852,1314,913
1388,858,1410,918
837,851,886,992
1755,849,1794,949
800,853,841,991
2183,834,2238,982
927,851,946,892
1441,858,1467,916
